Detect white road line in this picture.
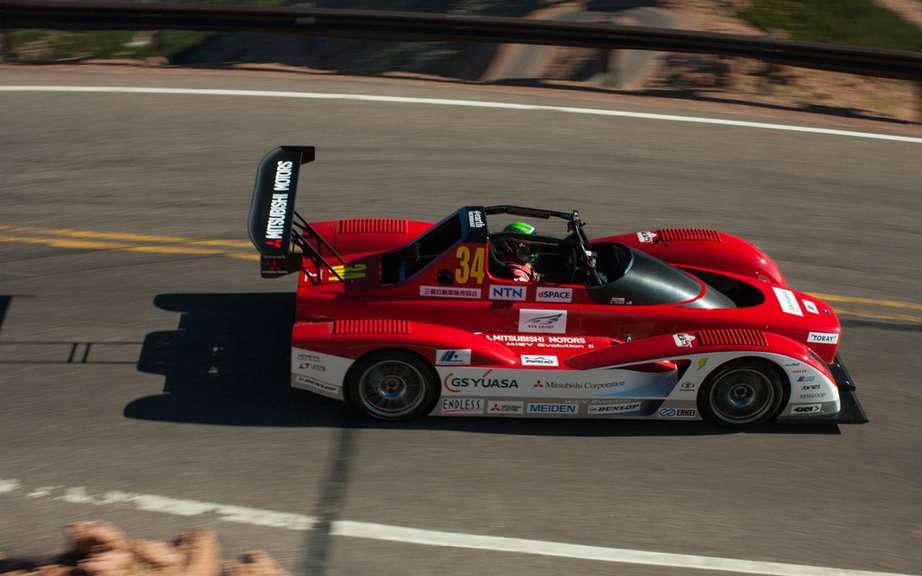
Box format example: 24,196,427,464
1,85,920,144
0,478,916,576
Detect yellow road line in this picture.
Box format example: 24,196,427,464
810,291,922,313
833,306,922,325
2,227,921,323
0,226,251,248
0,234,226,256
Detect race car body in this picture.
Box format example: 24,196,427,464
248,146,867,427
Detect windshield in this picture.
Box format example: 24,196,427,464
589,243,734,308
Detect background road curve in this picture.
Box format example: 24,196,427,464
0,66,920,576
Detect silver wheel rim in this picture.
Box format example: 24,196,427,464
709,367,776,424
357,360,427,418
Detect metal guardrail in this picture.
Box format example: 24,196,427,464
1,0,921,81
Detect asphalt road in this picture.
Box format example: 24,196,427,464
1,66,921,576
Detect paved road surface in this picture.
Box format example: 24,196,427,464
0,67,920,575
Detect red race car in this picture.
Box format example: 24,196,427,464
248,146,867,428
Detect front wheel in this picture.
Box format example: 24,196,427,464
344,351,439,421
698,359,786,429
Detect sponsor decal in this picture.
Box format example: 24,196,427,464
803,299,819,314
490,284,527,301
792,404,822,415
436,349,471,366
526,402,578,416
535,287,573,303
658,407,698,418
588,400,643,416
799,383,821,391
296,352,320,362
328,263,367,282
807,331,839,344
798,392,828,400
796,375,816,383
298,361,326,373
441,397,485,415
518,309,567,334
637,231,658,243
420,285,482,299
486,334,589,349
696,357,709,370
488,400,524,415
673,333,696,348
468,210,485,228
521,354,559,367
533,379,624,392
264,160,293,246
773,287,804,316
293,374,339,395
679,381,697,392
443,370,519,393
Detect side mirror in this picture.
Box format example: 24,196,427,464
437,269,454,285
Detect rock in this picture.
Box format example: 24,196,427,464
225,550,289,576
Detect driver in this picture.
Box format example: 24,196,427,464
496,222,539,282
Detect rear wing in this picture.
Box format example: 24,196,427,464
247,146,345,279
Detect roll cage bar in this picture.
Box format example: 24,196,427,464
484,205,604,286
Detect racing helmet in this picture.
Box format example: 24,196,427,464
497,221,536,264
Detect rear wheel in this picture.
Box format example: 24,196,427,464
698,359,786,428
345,351,438,421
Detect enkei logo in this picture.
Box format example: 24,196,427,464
658,407,697,418
443,370,519,393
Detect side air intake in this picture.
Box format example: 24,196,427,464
659,228,721,242
334,319,410,335
697,329,767,347
338,219,409,234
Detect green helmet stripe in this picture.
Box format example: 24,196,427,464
503,222,535,235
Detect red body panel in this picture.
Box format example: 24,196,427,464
291,221,841,367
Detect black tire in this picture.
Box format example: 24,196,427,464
344,350,439,421
698,358,787,429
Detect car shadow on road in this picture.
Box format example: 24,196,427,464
125,292,839,436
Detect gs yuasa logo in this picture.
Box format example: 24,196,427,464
443,370,519,393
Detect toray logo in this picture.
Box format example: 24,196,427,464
490,285,526,301
443,370,519,392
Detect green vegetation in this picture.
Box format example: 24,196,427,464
738,0,922,52
5,0,284,62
